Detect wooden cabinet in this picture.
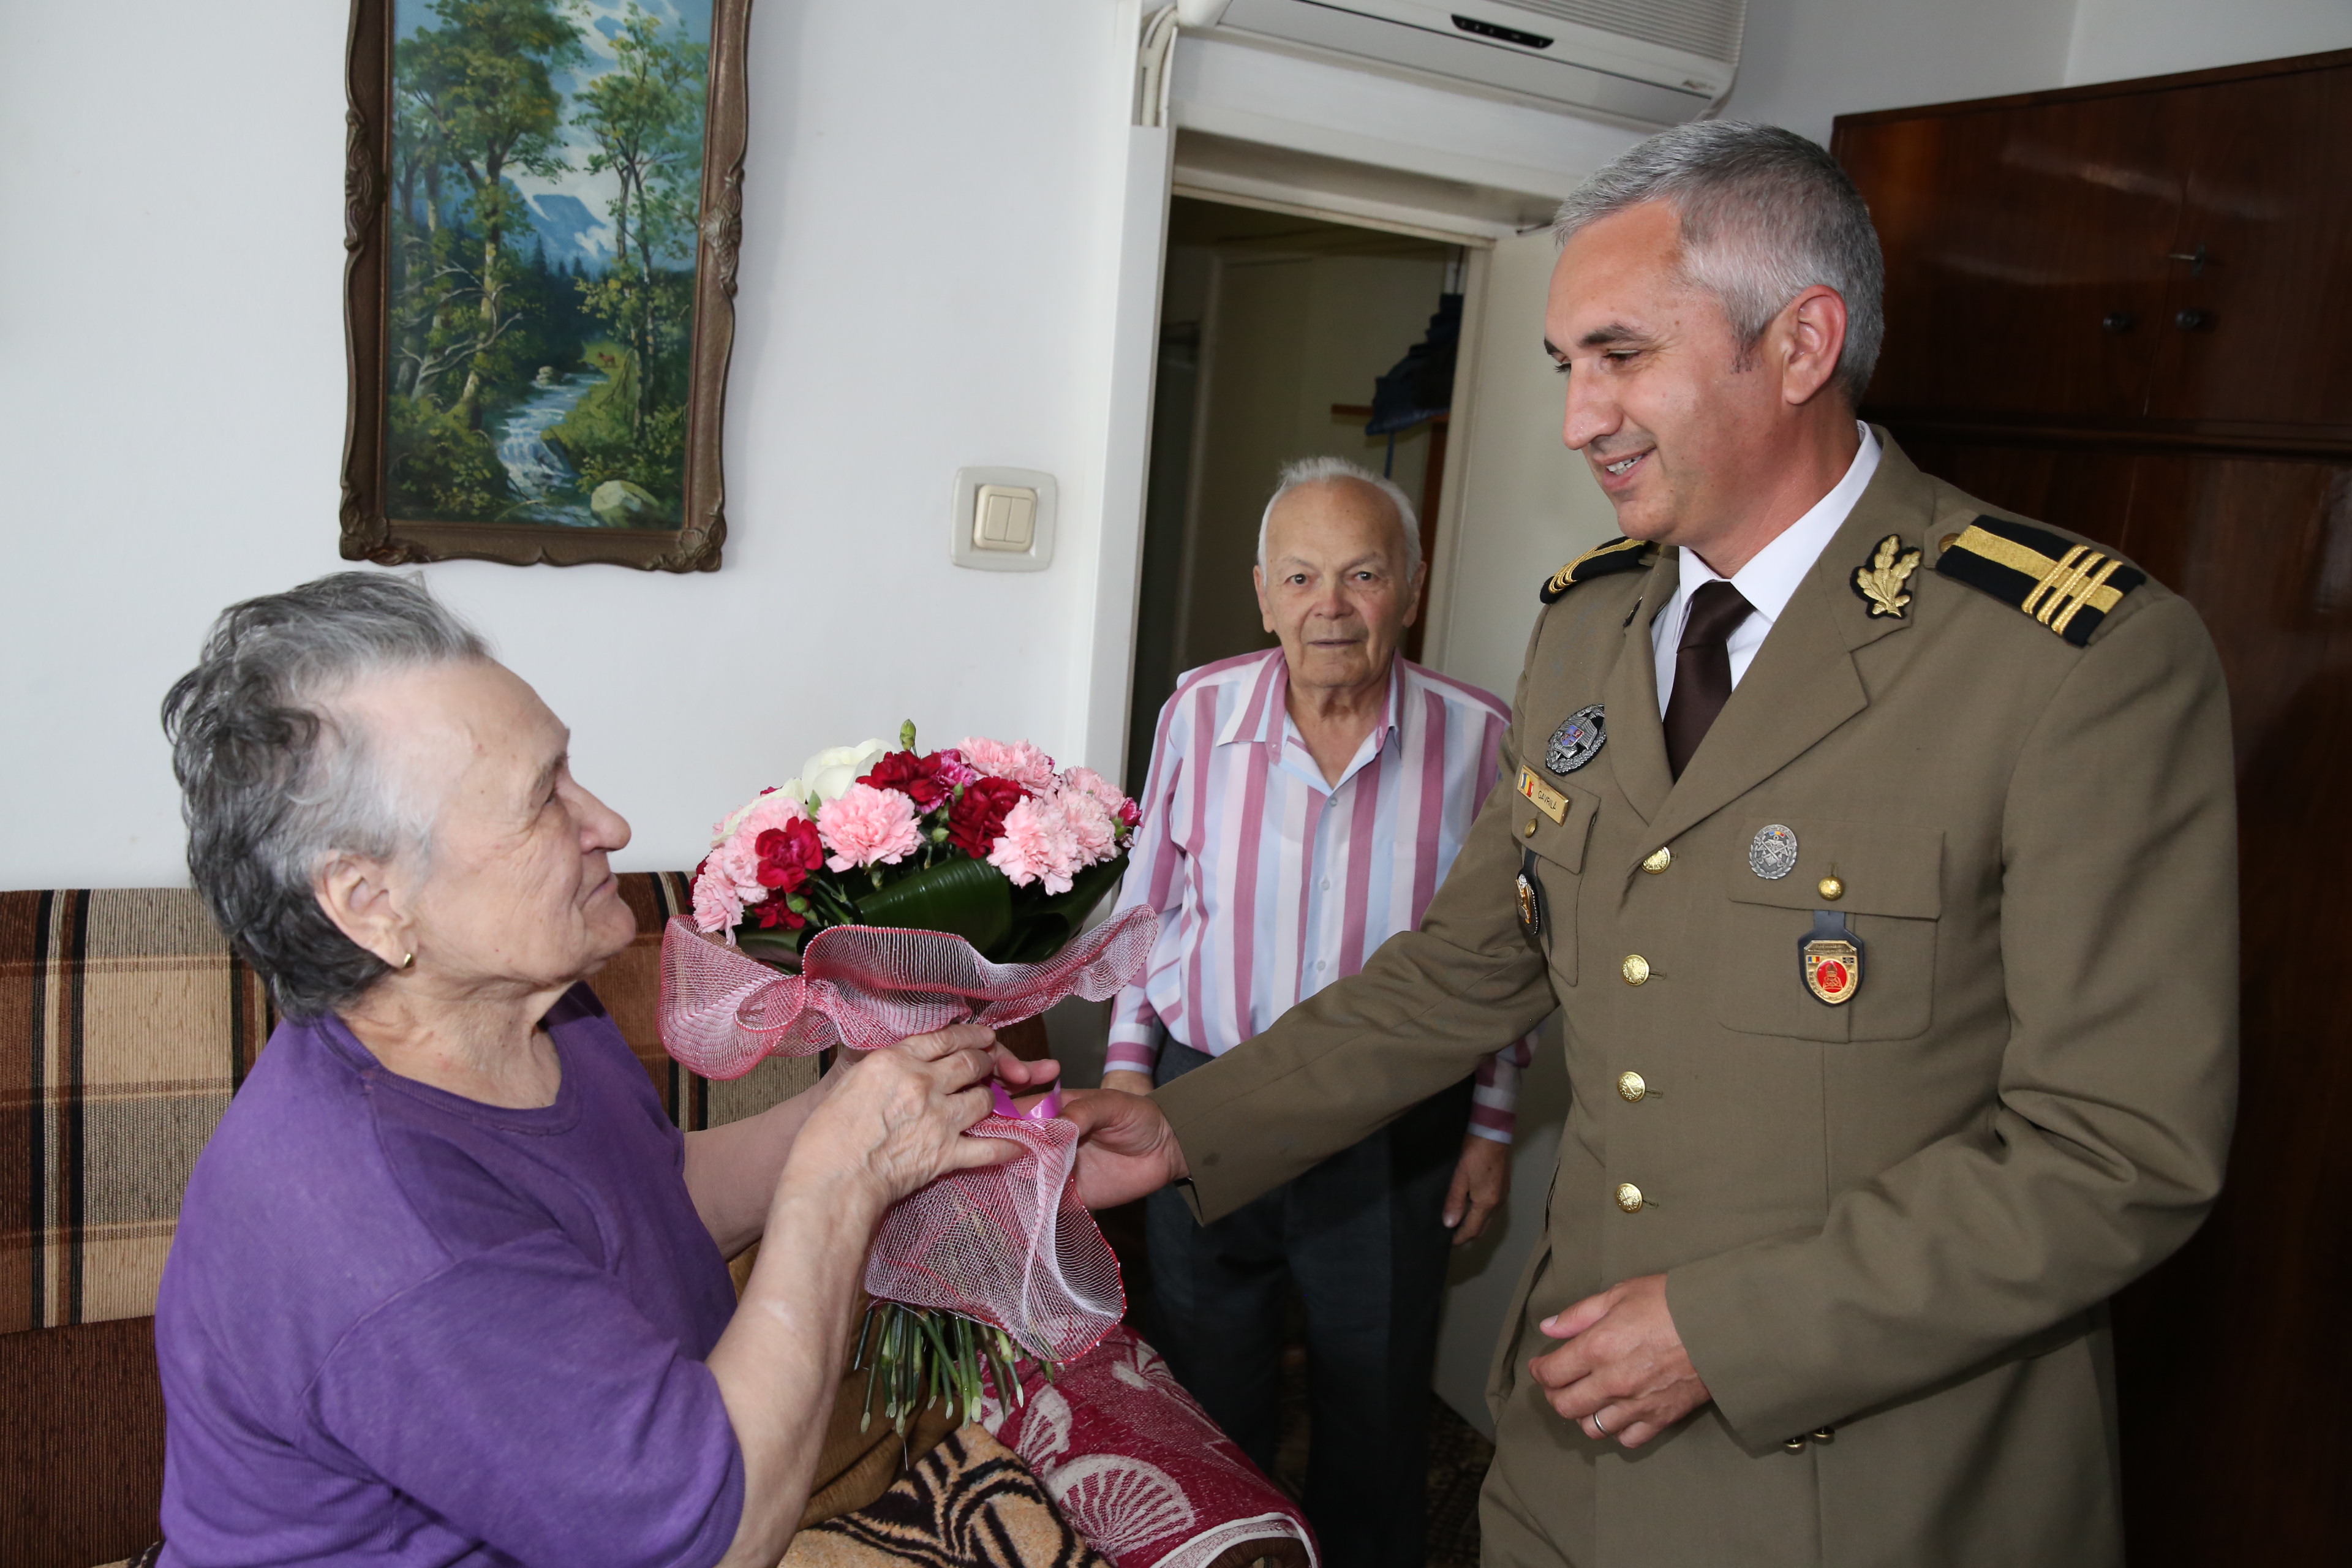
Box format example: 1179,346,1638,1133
1839,49,2352,1568
1841,50,2352,447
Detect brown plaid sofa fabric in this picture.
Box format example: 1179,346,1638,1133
0,890,274,1335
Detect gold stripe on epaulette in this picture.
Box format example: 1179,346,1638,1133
1953,526,2131,622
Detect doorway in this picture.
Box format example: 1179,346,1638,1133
1123,197,1469,796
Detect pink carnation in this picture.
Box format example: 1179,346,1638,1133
1054,785,1120,865
1061,766,1134,820
933,748,981,788
690,867,745,933
817,783,924,871
988,794,1082,894
959,736,1058,793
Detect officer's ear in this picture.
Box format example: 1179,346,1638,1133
1254,563,1275,633
1775,284,1850,410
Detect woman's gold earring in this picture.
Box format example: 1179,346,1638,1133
398,952,416,971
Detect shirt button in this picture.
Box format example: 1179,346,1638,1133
1315,960,1326,971
1614,1182,1645,1213
1621,954,1651,986
1642,847,1672,873
1320,878,1330,891
1616,1071,1647,1102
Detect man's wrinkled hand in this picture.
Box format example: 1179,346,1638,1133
1059,1085,1188,1209
1443,1133,1510,1245
1528,1273,1711,1448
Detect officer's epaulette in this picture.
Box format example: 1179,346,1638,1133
1934,515,2146,647
1540,537,1654,604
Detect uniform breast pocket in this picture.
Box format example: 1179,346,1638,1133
1516,776,1598,989
1713,818,1942,1042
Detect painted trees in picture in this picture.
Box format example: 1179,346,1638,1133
384,0,711,530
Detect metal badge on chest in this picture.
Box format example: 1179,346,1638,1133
1547,704,1606,775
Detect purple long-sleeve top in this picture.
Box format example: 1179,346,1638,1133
154,986,745,1567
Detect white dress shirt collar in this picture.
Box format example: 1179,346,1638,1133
1654,423,1882,715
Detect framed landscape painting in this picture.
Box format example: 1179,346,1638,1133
341,0,750,570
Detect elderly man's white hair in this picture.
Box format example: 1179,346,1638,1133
1255,456,1423,579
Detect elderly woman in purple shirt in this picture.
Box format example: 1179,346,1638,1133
153,573,1054,1568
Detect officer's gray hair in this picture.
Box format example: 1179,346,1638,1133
1552,121,1885,402
1256,456,1423,579
161,572,489,1019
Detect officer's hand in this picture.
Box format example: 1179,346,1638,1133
1060,1086,1189,1210
1528,1273,1711,1449
1444,1133,1510,1245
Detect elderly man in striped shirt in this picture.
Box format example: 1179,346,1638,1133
1103,455,1536,1566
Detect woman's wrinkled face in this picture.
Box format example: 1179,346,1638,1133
345,660,636,998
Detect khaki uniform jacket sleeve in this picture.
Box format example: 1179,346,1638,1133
1669,589,2239,1445
1154,657,1562,1219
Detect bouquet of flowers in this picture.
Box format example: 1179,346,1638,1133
687,723,1142,968
661,725,1153,1434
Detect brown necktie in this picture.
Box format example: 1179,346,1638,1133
1663,580,1754,780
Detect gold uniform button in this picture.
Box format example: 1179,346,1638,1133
1523,820,1539,839
1614,1182,1645,1213
1811,1428,1835,1443
1817,875,1844,900
1783,1436,1808,1452
1642,846,1672,873
1616,1071,1647,1102
1621,954,1651,986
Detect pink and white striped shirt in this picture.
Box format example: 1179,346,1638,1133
1106,649,1535,1143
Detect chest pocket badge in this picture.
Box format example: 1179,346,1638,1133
1801,910,1864,1005
1547,704,1606,775
1517,850,1548,943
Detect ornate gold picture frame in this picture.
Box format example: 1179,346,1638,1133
340,0,749,570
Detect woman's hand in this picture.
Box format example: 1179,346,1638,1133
785,1023,1023,1219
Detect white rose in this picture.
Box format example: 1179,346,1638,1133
799,740,890,804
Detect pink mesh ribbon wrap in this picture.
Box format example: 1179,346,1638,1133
657,908,1156,1362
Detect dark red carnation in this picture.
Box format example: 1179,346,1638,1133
858,750,957,811
946,776,1029,859
753,820,826,894
750,898,806,931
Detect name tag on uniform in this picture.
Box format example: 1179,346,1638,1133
1518,766,1567,825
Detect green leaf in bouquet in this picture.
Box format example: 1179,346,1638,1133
734,925,805,966
994,853,1129,965
853,856,1014,954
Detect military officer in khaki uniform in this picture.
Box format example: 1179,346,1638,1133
1065,120,2237,1567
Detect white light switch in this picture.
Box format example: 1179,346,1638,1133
973,485,1037,551
951,467,1056,571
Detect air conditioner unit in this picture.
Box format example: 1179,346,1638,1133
1174,0,1743,126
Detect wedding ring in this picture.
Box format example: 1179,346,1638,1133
1591,1411,1611,1437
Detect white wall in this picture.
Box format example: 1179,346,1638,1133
1720,0,2080,145
0,0,1140,889
1724,0,2352,148
2066,0,2352,84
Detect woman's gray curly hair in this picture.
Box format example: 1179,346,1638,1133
161,573,488,1018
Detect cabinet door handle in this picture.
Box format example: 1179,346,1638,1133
2166,244,2212,276
2102,311,2136,333
2176,308,2214,331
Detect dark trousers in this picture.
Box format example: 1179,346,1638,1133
1147,1038,1470,1568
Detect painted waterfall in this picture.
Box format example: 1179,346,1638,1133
383,0,710,529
